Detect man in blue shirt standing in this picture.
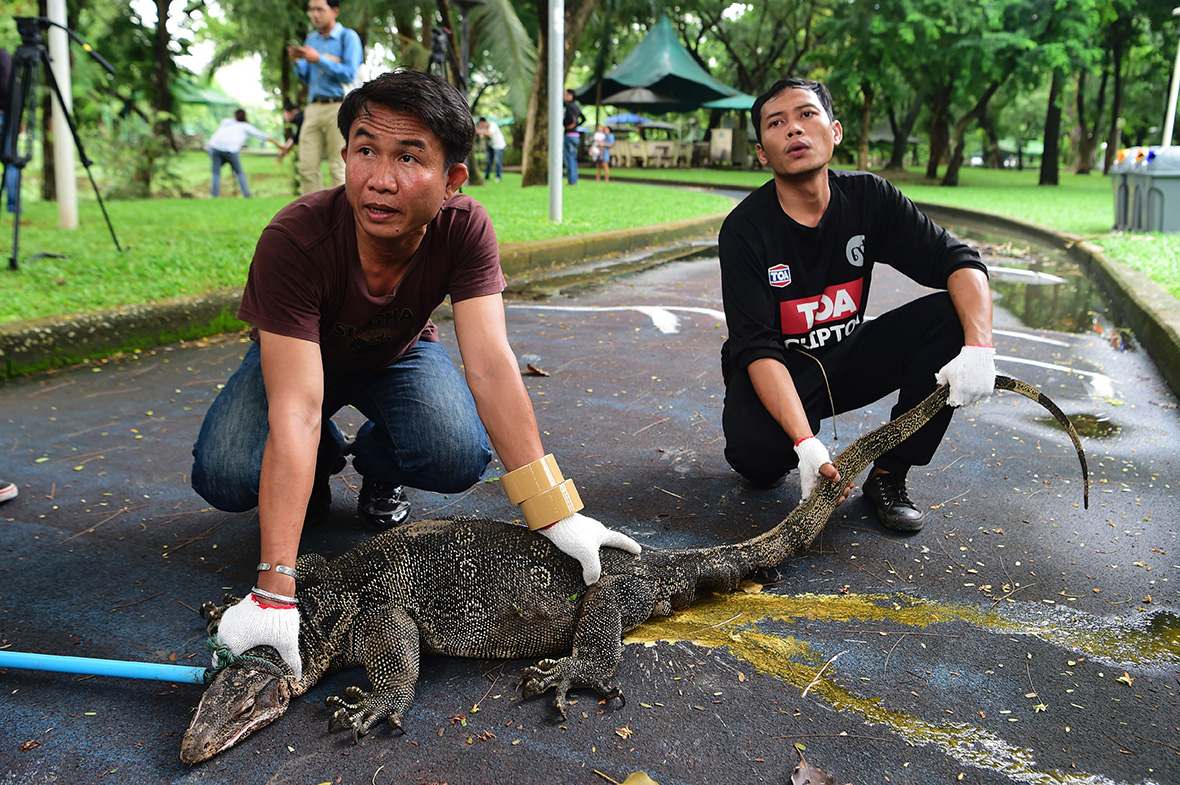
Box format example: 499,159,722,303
287,0,363,194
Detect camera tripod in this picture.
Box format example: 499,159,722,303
2,17,122,271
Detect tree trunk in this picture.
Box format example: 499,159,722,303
856,82,873,171
152,0,176,151
1103,16,1130,174
979,106,1004,167
885,98,922,171
520,0,596,187
925,83,953,179
1074,70,1101,174
942,79,1002,187
1039,69,1063,186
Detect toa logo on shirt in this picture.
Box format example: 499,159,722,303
767,264,792,288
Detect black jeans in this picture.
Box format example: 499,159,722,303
722,292,964,487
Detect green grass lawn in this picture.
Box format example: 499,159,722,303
0,163,731,324
604,164,1180,300
3,153,1177,327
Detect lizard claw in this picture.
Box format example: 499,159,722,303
521,657,624,718
325,685,408,742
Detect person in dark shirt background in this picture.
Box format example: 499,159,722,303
562,89,586,185
718,77,996,533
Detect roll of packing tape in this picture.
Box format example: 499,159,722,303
519,479,584,530
500,454,563,504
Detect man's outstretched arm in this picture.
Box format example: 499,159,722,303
454,293,640,583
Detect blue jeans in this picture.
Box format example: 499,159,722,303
485,147,504,180
191,340,492,513
209,148,250,197
563,135,579,184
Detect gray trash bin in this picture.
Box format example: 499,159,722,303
1145,147,1180,233
1111,147,1145,230
1128,147,1155,232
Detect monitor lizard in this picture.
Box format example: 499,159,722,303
180,375,1088,764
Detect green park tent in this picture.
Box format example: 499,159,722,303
576,16,739,113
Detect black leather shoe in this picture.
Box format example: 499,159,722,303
305,453,347,528
862,472,925,533
357,477,411,530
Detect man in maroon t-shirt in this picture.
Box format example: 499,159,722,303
192,70,640,681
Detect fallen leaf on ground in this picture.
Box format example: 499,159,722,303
792,746,836,785
525,363,551,377
620,774,659,785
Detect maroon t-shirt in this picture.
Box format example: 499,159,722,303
238,187,505,375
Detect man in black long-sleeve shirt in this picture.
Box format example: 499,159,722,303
719,77,997,532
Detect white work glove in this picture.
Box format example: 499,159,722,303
794,436,833,501
213,593,302,681
935,345,997,407
540,512,642,585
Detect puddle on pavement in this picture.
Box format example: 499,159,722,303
1035,412,1121,438
627,591,1178,782
948,224,1121,337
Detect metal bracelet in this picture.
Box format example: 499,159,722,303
257,562,299,580
252,587,298,606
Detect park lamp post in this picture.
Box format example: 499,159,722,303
1163,7,1180,148
548,0,563,223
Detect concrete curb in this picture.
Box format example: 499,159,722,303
0,209,731,378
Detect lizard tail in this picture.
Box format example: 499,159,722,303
737,375,1089,571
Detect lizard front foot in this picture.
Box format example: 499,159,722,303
198,593,242,635
326,685,407,743
521,657,625,719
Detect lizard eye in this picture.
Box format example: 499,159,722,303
235,700,255,720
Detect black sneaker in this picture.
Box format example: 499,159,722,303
862,472,925,533
305,453,347,528
357,477,411,530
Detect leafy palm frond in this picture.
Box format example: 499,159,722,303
472,0,536,118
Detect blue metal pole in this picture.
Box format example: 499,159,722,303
0,650,208,684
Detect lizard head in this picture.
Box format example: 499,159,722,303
180,646,294,764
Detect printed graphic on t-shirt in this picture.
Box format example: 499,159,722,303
767,264,792,288
846,234,866,267
331,308,417,355
779,278,863,350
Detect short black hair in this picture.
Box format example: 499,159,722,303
325,0,341,8
337,69,474,170
751,77,835,146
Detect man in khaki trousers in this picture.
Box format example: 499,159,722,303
287,0,362,193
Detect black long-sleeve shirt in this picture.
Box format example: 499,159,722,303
719,170,987,379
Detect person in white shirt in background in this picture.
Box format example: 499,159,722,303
207,109,284,198
476,117,507,182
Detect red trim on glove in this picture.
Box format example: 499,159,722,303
251,595,296,611
794,436,814,447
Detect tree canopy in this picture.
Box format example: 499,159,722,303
14,0,1175,196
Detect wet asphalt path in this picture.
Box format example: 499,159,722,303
1,237,1177,784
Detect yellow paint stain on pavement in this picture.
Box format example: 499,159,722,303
625,591,1178,785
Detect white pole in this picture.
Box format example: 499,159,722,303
47,0,78,229
1164,8,1180,148
547,0,562,223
